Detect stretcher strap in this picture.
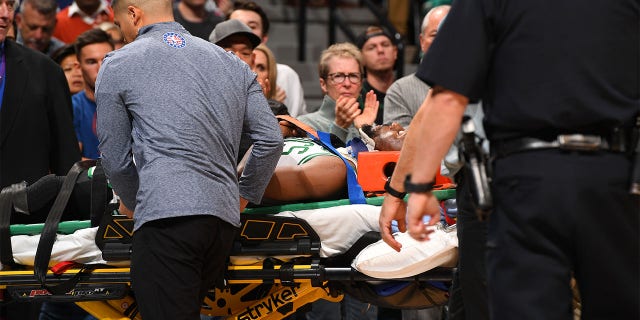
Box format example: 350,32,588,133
34,160,95,293
0,185,15,266
90,160,108,227
316,131,367,204
276,115,319,139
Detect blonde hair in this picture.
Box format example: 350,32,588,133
318,42,363,80
254,44,278,99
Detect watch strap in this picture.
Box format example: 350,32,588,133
404,174,435,193
384,178,407,199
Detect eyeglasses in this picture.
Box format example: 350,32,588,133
0,0,16,11
328,72,362,84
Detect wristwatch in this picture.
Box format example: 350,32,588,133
384,177,407,199
404,174,435,193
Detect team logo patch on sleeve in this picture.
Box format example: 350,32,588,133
163,32,186,48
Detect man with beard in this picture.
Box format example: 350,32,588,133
173,0,223,40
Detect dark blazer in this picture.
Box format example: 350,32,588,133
0,40,80,192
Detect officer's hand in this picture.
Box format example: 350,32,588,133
379,195,407,252
406,192,440,241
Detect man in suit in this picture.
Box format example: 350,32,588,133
0,0,80,225
1,1,80,316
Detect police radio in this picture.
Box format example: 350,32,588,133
459,115,493,220
630,115,640,195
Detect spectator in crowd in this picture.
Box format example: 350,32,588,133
15,0,65,56
53,0,113,43
253,43,290,116
229,1,308,117
6,19,15,39
0,0,80,218
98,21,125,49
208,0,232,16
209,18,260,66
210,19,282,164
253,44,278,100
298,42,378,144
96,1,282,319
383,5,449,128
356,26,398,124
290,43,381,319
173,0,223,41
52,44,85,95
212,28,285,115
73,28,114,160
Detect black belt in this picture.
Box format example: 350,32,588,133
494,131,630,159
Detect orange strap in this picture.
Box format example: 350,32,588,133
276,115,319,139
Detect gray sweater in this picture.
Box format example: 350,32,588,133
298,95,361,143
96,22,282,230
383,73,430,128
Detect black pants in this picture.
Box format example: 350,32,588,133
447,172,489,320
487,150,639,319
131,215,237,320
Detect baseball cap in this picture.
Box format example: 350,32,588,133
355,27,394,49
209,19,261,48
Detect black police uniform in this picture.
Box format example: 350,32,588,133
446,169,489,320
416,0,639,319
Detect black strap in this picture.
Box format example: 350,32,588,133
123,299,138,319
34,160,95,292
90,160,108,227
0,185,16,267
46,265,97,296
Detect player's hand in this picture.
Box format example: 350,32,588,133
379,195,407,252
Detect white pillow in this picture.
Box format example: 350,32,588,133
276,204,381,258
352,225,458,279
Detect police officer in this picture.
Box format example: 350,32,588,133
378,1,639,319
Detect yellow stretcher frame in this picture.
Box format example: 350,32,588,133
0,191,456,319
0,263,452,319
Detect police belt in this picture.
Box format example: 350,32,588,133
493,131,630,159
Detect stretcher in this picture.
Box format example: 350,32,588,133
0,162,457,319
